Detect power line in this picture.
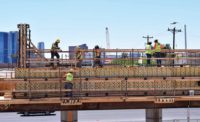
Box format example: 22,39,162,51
143,35,153,43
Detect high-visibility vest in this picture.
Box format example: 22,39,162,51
145,44,152,54
76,51,83,60
51,42,59,50
66,73,73,82
155,43,161,52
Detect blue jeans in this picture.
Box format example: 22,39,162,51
146,54,152,65
77,60,82,68
155,52,161,66
64,82,73,97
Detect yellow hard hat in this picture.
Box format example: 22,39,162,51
68,68,74,72
56,39,60,43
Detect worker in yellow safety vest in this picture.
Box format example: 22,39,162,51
145,42,153,66
75,46,83,68
154,39,162,67
64,69,74,97
50,39,61,67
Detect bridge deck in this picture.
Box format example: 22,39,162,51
1,66,200,112
0,96,200,111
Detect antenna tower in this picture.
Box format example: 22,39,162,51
106,27,110,49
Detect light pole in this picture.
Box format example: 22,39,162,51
184,24,187,50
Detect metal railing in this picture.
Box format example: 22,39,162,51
24,49,200,67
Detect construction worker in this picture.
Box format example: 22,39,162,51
75,46,83,68
51,39,61,67
64,69,74,97
154,39,162,67
93,45,102,67
145,42,153,66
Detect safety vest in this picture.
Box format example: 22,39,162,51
155,43,161,52
51,42,60,52
66,73,73,82
145,44,152,54
76,51,83,60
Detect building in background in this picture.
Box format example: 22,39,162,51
8,31,18,63
68,44,92,65
37,42,45,57
0,31,18,64
29,42,45,59
0,32,8,63
69,44,88,59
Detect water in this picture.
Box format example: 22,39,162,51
0,108,200,122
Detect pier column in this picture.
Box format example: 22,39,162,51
61,111,78,122
146,109,162,122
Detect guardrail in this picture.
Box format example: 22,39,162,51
25,49,200,67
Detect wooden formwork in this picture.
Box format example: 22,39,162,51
15,66,200,79
11,79,200,92
0,78,198,99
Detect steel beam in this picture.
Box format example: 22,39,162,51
0,97,200,112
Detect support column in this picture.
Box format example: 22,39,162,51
146,109,162,122
61,111,78,122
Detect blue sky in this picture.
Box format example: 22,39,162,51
1,0,200,50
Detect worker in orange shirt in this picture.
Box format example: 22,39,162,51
93,45,102,67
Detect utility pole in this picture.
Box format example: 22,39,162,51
184,24,187,49
168,22,182,66
143,35,153,43
168,27,181,49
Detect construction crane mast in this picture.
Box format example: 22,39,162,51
105,27,110,49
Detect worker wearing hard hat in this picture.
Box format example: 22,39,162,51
75,46,83,68
145,42,153,66
50,39,61,67
64,69,74,97
93,45,102,67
